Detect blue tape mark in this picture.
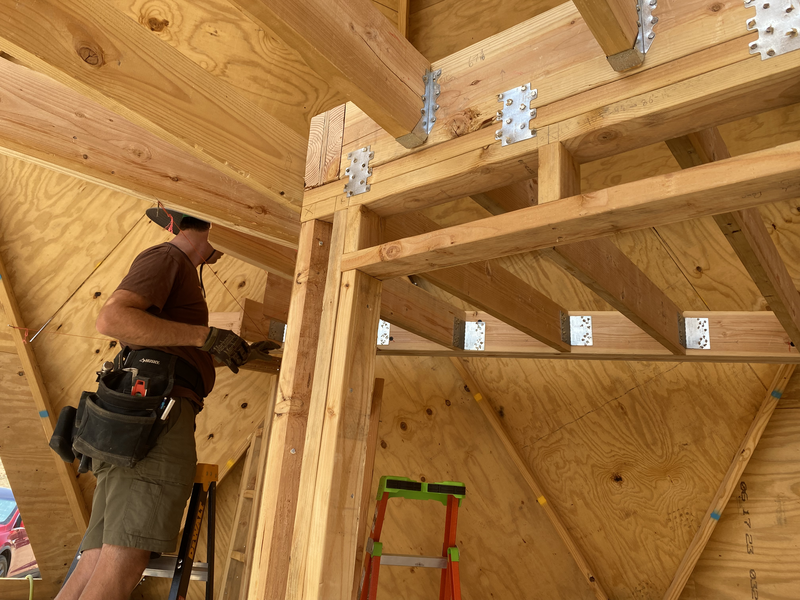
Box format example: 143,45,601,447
38,410,48,418
710,511,721,521
772,390,783,399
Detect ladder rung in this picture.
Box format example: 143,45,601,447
231,550,247,563
380,554,447,569
143,556,209,581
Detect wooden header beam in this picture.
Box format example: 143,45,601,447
379,311,800,364
228,0,430,146
0,0,306,208
342,140,800,279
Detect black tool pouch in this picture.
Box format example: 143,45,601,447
71,351,178,469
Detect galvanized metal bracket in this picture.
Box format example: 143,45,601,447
268,320,287,344
462,321,486,352
452,317,466,350
560,313,593,346
343,146,374,198
495,83,537,146
684,317,711,350
377,319,391,347
607,0,658,71
745,0,800,60
395,68,442,149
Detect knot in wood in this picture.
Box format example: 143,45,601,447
147,17,169,32
77,46,102,66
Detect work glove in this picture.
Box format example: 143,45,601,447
200,327,250,373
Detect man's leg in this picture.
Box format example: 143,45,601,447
77,544,151,600
53,548,101,600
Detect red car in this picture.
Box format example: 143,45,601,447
0,487,38,578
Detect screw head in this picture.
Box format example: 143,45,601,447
496,111,503,118
788,27,799,37
787,5,794,11
506,98,513,106
651,16,659,24
763,1,769,6
648,32,655,39
290,448,296,454
649,0,656,5
431,116,436,122
345,168,350,173
530,108,537,117
532,89,538,99
422,95,426,101
495,130,502,138
498,93,504,100
519,123,526,129
521,84,527,91
767,48,776,55
520,104,526,110
434,104,440,110
767,25,775,33
505,118,512,124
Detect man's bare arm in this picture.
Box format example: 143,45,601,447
96,289,209,347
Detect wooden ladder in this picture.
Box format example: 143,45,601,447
218,420,268,600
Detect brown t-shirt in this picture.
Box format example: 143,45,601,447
116,242,215,406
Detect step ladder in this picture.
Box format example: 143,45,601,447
141,462,218,600
358,476,466,600
218,421,268,600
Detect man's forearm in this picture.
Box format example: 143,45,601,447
97,305,209,348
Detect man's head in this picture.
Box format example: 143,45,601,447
145,208,223,266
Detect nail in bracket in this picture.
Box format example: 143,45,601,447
343,146,374,198
377,319,391,346
683,317,711,350
495,83,537,146
395,68,442,149
745,0,800,59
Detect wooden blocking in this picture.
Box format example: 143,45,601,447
572,0,639,70
538,141,580,204
227,0,429,142
546,238,687,355
262,272,293,323
380,277,466,350
662,364,796,600
470,179,538,215
0,0,306,207
208,227,298,280
240,298,286,344
305,105,346,189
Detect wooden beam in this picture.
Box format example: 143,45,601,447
573,0,641,71
451,357,609,600
290,206,383,600
305,105,347,189
209,227,298,281
303,44,800,222
263,273,293,324
666,128,800,349
378,311,800,363
0,58,301,247
384,213,571,352
470,180,538,215
538,140,686,355
227,0,429,145
661,364,796,600
248,220,333,600
380,278,466,351
0,253,89,531
351,378,385,600
342,140,800,279
397,0,410,39
0,0,306,208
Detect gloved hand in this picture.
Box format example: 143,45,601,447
200,327,250,373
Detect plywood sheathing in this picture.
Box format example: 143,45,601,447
369,355,781,599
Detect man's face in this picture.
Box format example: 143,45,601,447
205,248,224,265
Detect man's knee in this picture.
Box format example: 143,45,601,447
99,544,151,573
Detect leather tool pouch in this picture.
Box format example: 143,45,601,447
69,350,178,469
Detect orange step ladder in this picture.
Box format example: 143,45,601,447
358,476,466,600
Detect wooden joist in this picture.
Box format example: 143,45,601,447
385,213,571,352
661,364,797,600
573,0,641,71
0,57,300,248
208,227,298,281
305,106,347,190
0,0,306,208
666,128,800,349
341,140,800,279
227,0,430,145
451,357,609,600
303,40,800,222
378,311,800,364
470,180,537,215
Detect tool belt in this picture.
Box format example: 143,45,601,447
49,349,204,471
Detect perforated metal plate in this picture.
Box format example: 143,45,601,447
745,0,800,59
636,0,659,55
495,83,537,146
569,316,593,346
343,146,374,197
463,321,486,351
684,317,711,350
377,319,391,346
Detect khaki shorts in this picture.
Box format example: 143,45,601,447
81,398,198,554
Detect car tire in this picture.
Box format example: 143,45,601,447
0,554,8,578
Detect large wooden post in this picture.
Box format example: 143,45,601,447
247,219,333,600
287,206,383,600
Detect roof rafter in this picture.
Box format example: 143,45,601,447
573,0,642,71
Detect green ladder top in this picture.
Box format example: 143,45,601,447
377,476,466,507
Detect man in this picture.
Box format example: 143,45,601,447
57,212,249,600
